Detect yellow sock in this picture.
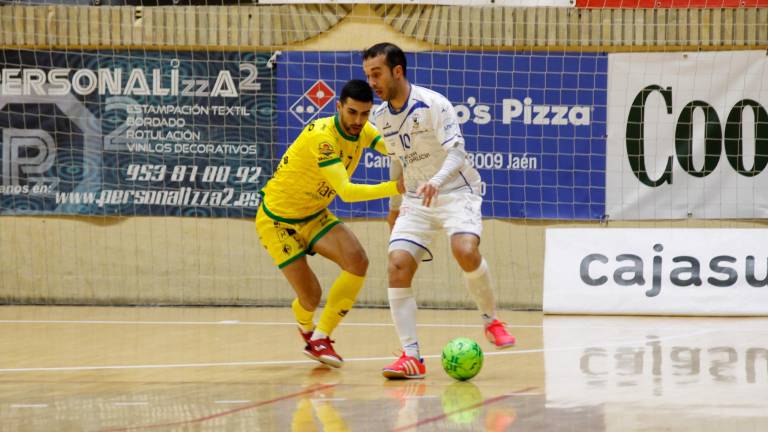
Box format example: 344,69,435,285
316,271,365,336
292,298,315,332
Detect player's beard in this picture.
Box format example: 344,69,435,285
339,112,362,136
384,80,399,102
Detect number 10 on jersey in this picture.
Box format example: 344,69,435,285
399,133,411,150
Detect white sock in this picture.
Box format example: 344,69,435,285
310,329,328,341
388,287,420,358
464,258,497,325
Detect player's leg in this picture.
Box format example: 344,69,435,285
451,233,497,320
310,221,368,341
255,207,320,345
387,249,420,357
280,257,323,338
276,212,365,368
445,194,516,349
383,200,435,379
383,249,425,379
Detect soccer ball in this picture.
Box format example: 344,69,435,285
441,337,483,381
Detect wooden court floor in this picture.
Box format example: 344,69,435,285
0,306,766,431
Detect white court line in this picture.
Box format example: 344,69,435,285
113,402,149,406
0,319,289,326
0,319,529,329
0,329,716,374
2,318,763,331
11,404,48,408
0,359,317,373
214,400,251,404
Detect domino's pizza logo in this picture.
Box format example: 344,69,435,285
289,80,335,124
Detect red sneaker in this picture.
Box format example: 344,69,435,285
382,353,426,379
298,327,313,344
303,337,343,368
485,319,516,349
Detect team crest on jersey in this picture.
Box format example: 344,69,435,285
410,113,427,135
318,142,335,159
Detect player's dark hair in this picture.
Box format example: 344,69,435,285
339,79,374,104
362,42,407,77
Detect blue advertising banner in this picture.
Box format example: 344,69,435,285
0,50,275,218
276,51,607,220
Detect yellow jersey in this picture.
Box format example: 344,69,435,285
260,114,390,222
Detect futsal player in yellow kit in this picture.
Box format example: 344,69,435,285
256,79,403,367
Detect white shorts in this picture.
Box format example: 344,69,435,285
388,191,483,262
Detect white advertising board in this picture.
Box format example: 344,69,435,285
544,228,768,315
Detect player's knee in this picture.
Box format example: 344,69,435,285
344,247,369,276
302,291,322,310
387,253,416,285
452,245,481,271
387,263,407,285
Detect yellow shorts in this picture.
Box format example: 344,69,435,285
255,204,341,269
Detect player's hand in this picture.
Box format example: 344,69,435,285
387,210,399,232
396,176,405,194
416,181,439,207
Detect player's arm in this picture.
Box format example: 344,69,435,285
387,157,403,231
417,99,467,206
319,156,403,202
430,146,465,188
312,130,403,202
430,98,468,186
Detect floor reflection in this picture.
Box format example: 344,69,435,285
0,307,766,430
544,316,768,431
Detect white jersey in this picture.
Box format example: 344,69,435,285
371,84,482,196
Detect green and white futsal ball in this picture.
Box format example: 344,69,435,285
441,337,483,381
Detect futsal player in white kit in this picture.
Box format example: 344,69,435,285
362,42,516,379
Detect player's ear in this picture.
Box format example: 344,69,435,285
392,65,401,79
336,100,342,112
